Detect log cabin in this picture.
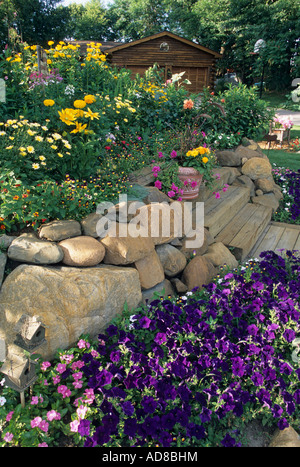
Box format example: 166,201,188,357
70,30,222,93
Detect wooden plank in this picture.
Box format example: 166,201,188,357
270,221,300,231
251,224,284,258
216,203,258,244
204,187,250,238
274,227,300,253
229,205,272,261
204,186,240,214
293,233,300,251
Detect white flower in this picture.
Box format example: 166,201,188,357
0,396,6,406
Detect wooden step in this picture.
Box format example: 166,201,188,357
204,186,250,238
250,221,300,258
216,203,273,261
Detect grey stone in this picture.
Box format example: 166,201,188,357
39,219,82,241
8,233,63,264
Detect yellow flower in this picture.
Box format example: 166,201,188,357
32,163,40,169
19,146,26,152
35,136,43,142
48,41,54,46
27,129,36,136
44,99,55,107
202,156,209,164
51,145,58,150
58,108,77,126
13,195,19,200
57,153,64,157
27,146,35,153
52,133,62,140
5,145,13,150
39,156,46,161
84,95,96,104
84,108,99,120
73,100,86,109
70,122,87,133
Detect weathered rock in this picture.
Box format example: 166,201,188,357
251,193,279,213
132,202,184,245
0,264,142,361
241,157,272,180
0,234,14,249
59,236,106,267
255,189,264,196
235,145,262,160
178,228,210,259
215,150,243,167
81,212,102,238
170,277,188,293
8,233,63,264
232,175,256,197
182,255,217,291
39,219,81,242
273,184,284,200
0,252,7,288
269,426,300,447
100,222,155,265
142,278,174,304
155,243,187,277
204,242,238,270
134,250,165,289
255,178,276,193
142,187,172,204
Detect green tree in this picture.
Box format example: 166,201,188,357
66,0,116,41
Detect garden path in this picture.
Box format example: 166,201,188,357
249,221,300,260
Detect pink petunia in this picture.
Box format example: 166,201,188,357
154,180,162,189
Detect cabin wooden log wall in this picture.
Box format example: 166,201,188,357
70,31,222,94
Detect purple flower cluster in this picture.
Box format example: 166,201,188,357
286,170,300,221
28,69,63,90
272,167,300,224
74,250,300,447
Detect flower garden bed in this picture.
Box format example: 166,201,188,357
0,250,299,447
0,40,299,448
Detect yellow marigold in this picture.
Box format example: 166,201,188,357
73,100,86,109
44,99,55,107
202,156,209,164
84,95,96,104
197,147,206,155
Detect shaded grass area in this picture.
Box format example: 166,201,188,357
262,149,300,172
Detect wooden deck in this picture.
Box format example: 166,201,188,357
203,186,300,262
249,221,300,259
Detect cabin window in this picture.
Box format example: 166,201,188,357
160,42,169,52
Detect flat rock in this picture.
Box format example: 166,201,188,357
251,193,279,213
235,145,262,160
269,426,300,447
39,219,81,241
8,233,63,264
255,178,276,193
0,264,142,361
232,175,255,196
156,243,187,277
142,278,174,304
59,236,106,267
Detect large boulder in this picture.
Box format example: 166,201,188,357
215,150,243,167
241,157,272,180
100,222,155,265
39,219,81,241
182,255,217,291
58,236,106,267
204,242,238,270
134,250,165,289
0,264,142,361
7,233,63,264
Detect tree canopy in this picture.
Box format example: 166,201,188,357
1,0,299,89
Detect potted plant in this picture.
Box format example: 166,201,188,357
270,116,293,145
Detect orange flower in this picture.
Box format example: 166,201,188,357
13,195,19,200
183,99,194,110
0,225,5,230
33,212,39,217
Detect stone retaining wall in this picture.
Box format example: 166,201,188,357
0,138,283,362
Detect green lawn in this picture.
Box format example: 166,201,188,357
261,124,300,171
260,90,288,109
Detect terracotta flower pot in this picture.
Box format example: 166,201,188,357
178,166,203,200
